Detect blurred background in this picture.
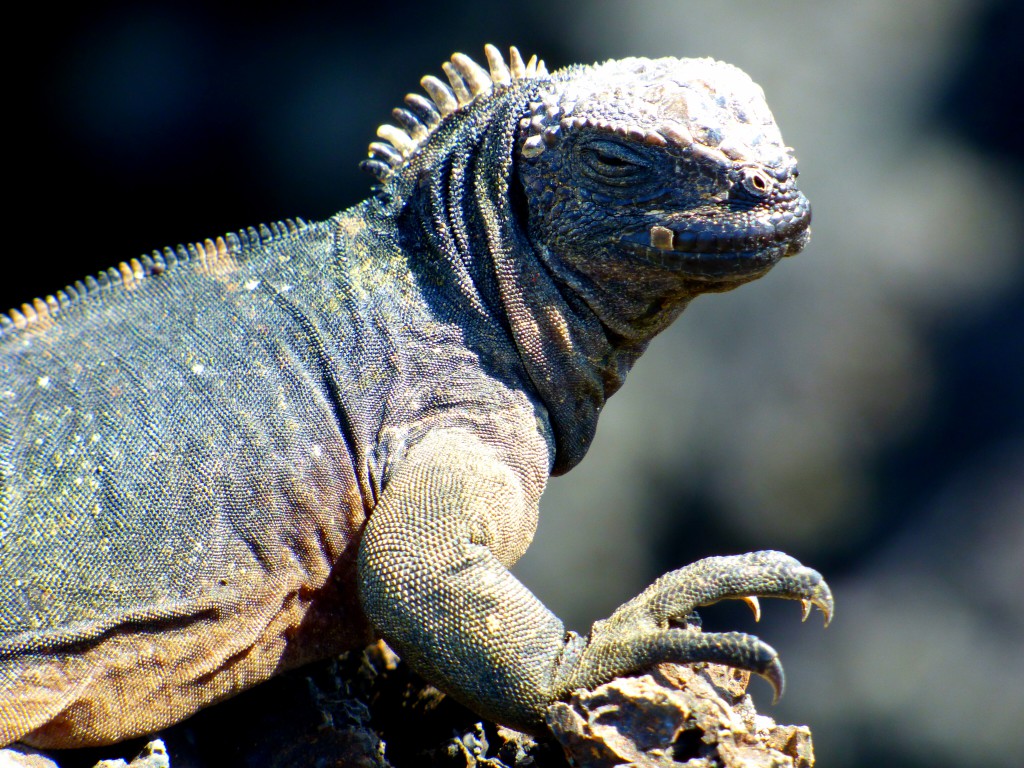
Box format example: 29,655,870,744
9,1,1022,765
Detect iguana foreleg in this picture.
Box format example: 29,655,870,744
357,428,566,729
358,430,833,732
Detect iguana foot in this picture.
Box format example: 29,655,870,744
554,550,833,702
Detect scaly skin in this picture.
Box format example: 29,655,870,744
0,46,828,747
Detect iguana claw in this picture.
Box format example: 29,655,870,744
552,550,832,706
801,582,834,625
740,595,762,622
763,655,785,704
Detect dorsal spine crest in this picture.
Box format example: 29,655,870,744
0,218,308,339
361,44,549,183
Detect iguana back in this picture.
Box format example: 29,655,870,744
0,217,376,740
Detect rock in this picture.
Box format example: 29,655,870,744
546,664,814,767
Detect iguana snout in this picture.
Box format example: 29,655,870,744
617,174,811,279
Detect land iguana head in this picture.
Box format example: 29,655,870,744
363,46,811,471
515,56,810,293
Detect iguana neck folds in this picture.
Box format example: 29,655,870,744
364,47,812,473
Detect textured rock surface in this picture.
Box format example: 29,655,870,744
547,665,812,767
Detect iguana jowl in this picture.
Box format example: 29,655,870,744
0,45,829,747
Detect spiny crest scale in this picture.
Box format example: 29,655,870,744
361,44,549,183
0,219,308,339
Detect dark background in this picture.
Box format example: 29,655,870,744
7,1,1023,765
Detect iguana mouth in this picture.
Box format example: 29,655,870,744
620,197,811,278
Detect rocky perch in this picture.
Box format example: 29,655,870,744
545,663,813,767
1,641,813,768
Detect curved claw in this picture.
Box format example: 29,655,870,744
740,595,762,622
803,581,834,626
762,655,785,704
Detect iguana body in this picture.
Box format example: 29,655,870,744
0,46,830,748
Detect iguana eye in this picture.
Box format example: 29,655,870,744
579,140,649,183
740,167,773,197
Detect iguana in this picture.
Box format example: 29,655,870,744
0,45,830,749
